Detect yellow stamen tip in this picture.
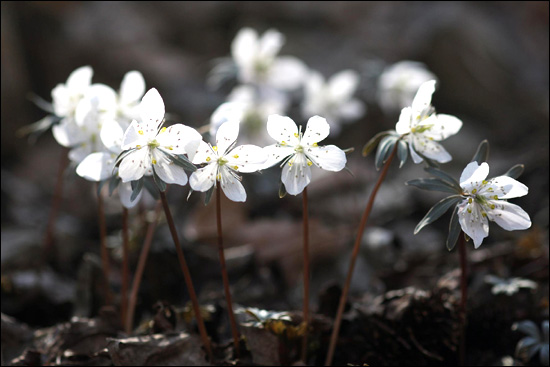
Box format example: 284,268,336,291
206,157,211,162
294,133,299,138
490,204,495,209
152,159,157,165
482,180,488,185
468,198,472,204
482,212,487,217
467,208,472,213
138,130,144,135
212,146,218,151
216,174,221,181
307,160,313,166
136,145,141,149
493,195,498,200
233,165,238,170
233,154,239,159
281,141,287,146
288,162,292,167
160,127,167,133
472,189,477,194
312,142,318,147
168,146,173,150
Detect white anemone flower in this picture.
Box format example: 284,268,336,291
231,27,307,90
189,120,267,202
116,70,146,125
118,88,202,186
395,80,462,164
263,115,347,195
377,60,437,112
302,70,365,136
457,161,531,248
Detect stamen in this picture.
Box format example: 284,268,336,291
493,195,498,200
468,198,473,204
233,165,238,170
307,159,313,167
281,141,287,146
472,189,477,194
490,204,495,209
138,130,144,135
312,142,318,147
294,133,299,138
152,159,157,165
233,154,239,158
212,146,218,151
160,127,167,133
206,157,211,162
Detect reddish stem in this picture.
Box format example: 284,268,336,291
97,184,113,305
458,231,468,366
325,143,398,366
301,187,310,363
159,190,212,360
43,146,69,258
125,202,162,334
121,207,130,328
216,185,241,357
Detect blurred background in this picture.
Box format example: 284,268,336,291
1,1,548,350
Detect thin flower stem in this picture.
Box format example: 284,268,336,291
458,231,467,366
216,185,241,358
43,147,69,259
301,187,310,363
125,201,162,334
97,184,114,306
159,190,212,360
121,207,130,328
325,143,399,366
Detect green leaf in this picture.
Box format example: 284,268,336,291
279,181,287,198
143,178,160,200
406,178,462,194
108,175,121,196
159,149,197,173
415,195,462,234
114,148,137,170
503,164,524,179
152,167,166,192
447,206,461,251
204,186,215,205
396,139,408,168
424,166,462,191
471,139,489,164
362,130,393,157
375,135,398,171
130,178,144,202
97,179,109,196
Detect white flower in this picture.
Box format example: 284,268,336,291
189,120,267,202
457,161,531,248
377,60,437,112
118,88,202,186
302,70,365,136
231,27,307,90
116,71,146,125
263,115,347,195
210,85,289,146
395,80,462,164
484,275,537,296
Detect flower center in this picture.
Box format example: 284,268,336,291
294,145,304,153
148,139,160,149
218,157,228,166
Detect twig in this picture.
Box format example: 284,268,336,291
301,187,310,363
97,184,113,305
458,231,467,366
121,207,130,328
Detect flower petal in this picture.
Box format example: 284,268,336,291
460,162,490,188
189,163,217,192
458,200,489,248
119,147,150,183
487,201,531,231
395,107,412,135
268,56,308,90
76,152,116,181
484,176,529,199
266,114,299,145
120,71,145,105
411,80,436,114
408,135,424,164
302,115,330,146
219,166,246,202
191,141,216,164
52,117,87,147
259,29,284,60
306,145,346,172
121,120,150,150
262,144,296,169
329,70,360,102
423,114,463,140
281,153,311,195
118,181,142,209
226,144,268,173
411,134,452,163
231,28,258,69
66,66,93,95
156,124,202,155
210,101,245,137
152,150,189,186
215,120,240,155
100,120,125,153
338,99,366,121
68,144,93,164
139,88,165,131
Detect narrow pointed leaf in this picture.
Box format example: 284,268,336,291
279,181,287,198
406,178,462,194
375,135,398,170
130,178,144,202
204,186,215,205
503,164,524,179
152,167,166,192
513,321,541,339
114,148,137,169
97,179,109,197
447,206,461,251
397,139,408,168
424,166,461,190
27,92,55,113
362,130,393,157
471,139,489,163
16,115,57,138
415,195,462,234
109,175,121,196
159,149,197,173
143,178,160,200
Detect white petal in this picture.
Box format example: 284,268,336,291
304,71,325,100
338,99,366,121
225,144,268,173
118,147,150,182
395,107,412,135
411,80,436,113
121,120,150,150
139,88,165,131
66,66,93,95
119,71,145,104
100,120,125,153
262,144,296,169
281,154,311,195
118,181,142,209
259,29,284,59
231,28,258,67
423,114,463,141
411,134,452,163
306,145,346,172
460,162,489,188
52,117,87,147
152,150,188,186
75,84,118,127
156,124,202,155
210,102,246,137
408,135,424,164
189,163,217,192
266,114,299,145
302,116,330,146
268,56,308,90
487,201,531,231
191,141,216,164
458,201,489,248
68,144,93,164
219,166,246,202
51,85,72,117
484,176,529,199
76,152,116,181
329,70,360,102
215,120,240,155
